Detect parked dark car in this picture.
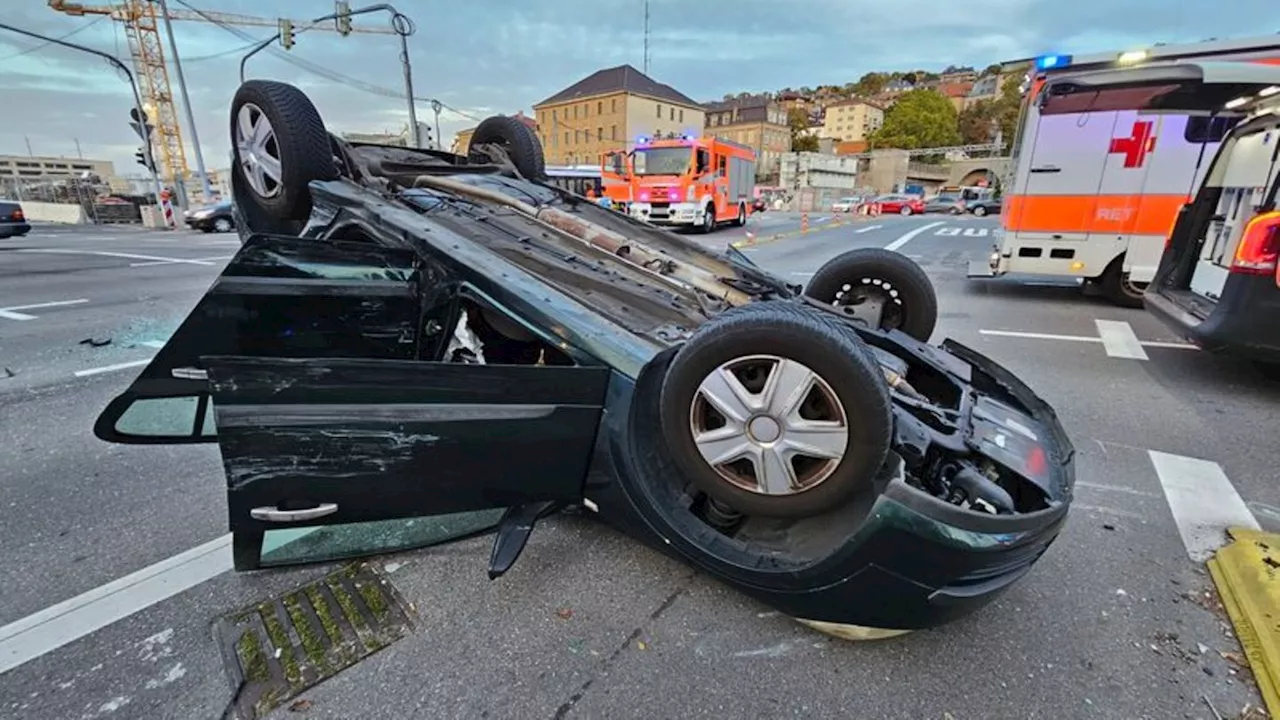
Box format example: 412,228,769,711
873,194,926,215
184,199,236,232
95,80,1074,639
1146,90,1280,367
967,197,1003,216
0,200,31,238
923,194,966,215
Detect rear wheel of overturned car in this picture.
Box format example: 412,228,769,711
803,248,939,342
467,115,547,181
658,303,892,519
229,80,338,227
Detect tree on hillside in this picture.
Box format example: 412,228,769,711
982,63,1001,76
852,72,889,96
957,99,998,145
992,75,1026,146
868,88,962,149
793,134,819,152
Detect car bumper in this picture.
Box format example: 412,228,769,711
0,221,31,238
604,339,1074,634
629,201,699,225
1145,280,1280,362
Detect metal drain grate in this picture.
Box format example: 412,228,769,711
215,561,416,719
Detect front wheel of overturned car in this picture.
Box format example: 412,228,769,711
802,247,939,342
229,80,338,228
468,115,547,181
658,303,893,519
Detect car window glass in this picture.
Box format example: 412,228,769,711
113,395,212,438
259,509,505,568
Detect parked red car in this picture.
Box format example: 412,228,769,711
873,194,925,216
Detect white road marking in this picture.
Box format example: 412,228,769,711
962,228,989,237
1149,450,1259,562
0,298,90,321
884,221,945,251
936,227,961,236
1095,319,1149,360
0,535,233,675
130,254,233,268
17,249,218,266
854,225,882,234
978,328,1197,350
74,358,153,377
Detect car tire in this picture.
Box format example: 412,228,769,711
973,205,988,216
900,206,912,215
1100,256,1147,308
702,204,716,233
229,80,338,230
468,115,547,181
735,203,747,227
658,302,892,519
802,248,938,341
213,217,233,233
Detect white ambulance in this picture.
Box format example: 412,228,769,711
969,35,1280,307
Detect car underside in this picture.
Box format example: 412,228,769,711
97,79,1076,637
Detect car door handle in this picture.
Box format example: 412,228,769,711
250,503,339,523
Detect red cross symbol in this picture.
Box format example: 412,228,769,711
1109,120,1157,169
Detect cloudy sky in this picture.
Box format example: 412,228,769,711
0,0,1272,179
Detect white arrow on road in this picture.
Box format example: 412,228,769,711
0,298,89,321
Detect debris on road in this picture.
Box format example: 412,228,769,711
1207,527,1280,718
79,337,111,347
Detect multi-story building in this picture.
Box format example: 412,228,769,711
964,74,1002,108
817,100,885,143
532,64,705,165
702,95,791,179
342,122,434,149
936,82,975,113
450,112,538,155
0,154,115,183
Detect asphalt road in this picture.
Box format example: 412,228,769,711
2,218,1277,720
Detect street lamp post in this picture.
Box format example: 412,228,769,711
0,21,166,223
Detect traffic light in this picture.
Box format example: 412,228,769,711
129,107,152,142
334,1,352,35
279,18,295,49
134,146,156,173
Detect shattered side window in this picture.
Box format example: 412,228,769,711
259,510,505,568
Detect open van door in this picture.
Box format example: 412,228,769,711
94,234,609,573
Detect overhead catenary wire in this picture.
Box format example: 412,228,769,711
0,15,106,61
170,0,482,123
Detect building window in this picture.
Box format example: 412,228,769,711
656,103,662,118
611,125,617,140
553,109,558,121
679,109,684,122
669,108,674,121
575,130,582,143
564,131,570,145
597,101,603,115
611,98,617,113
597,127,603,141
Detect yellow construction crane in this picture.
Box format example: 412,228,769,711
48,1,395,194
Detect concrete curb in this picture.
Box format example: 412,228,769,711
730,215,878,249
1206,527,1280,716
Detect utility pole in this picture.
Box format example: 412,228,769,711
74,138,83,158
431,99,442,150
391,13,421,148
157,0,212,204
642,0,650,75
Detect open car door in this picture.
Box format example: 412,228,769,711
95,234,609,573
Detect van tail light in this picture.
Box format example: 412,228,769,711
12,208,23,221
1230,211,1280,275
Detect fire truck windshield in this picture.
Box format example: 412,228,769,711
632,146,692,175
